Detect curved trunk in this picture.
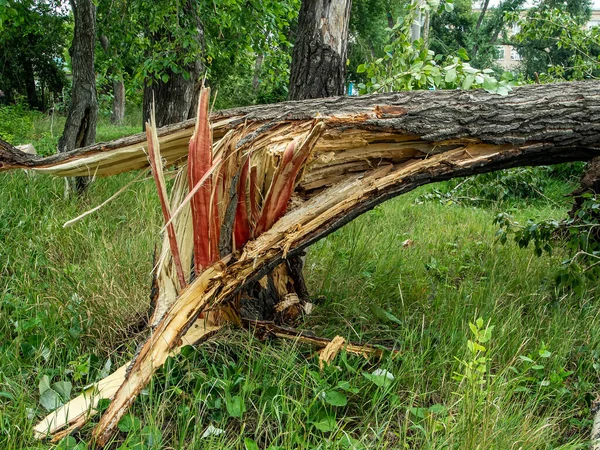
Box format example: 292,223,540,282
4,82,600,446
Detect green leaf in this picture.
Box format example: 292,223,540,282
161,73,170,83
356,64,367,74
39,389,62,411
369,304,402,325
409,407,427,419
312,416,336,432
53,381,72,401
324,390,348,407
444,2,454,12
226,395,246,418
483,76,498,93
118,413,141,432
457,48,469,61
461,75,475,90
363,368,395,387
539,349,552,358
445,68,457,83
245,438,259,450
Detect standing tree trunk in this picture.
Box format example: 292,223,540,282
23,56,39,110
142,1,205,128
280,0,352,321
99,35,126,125
410,0,422,42
288,0,352,100
58,0,98,193
112,78,125,125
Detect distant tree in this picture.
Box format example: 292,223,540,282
347,0,406,80
470,0,526,69
512,0,595,80
58,0,98,192
429,0,476,56
288,0,353,100
0,0,68,110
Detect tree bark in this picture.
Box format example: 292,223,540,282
100,35,126,125
58,0,98,193
3,82,600,175
141,1,205,128
288,0,352,100
5,82,600,446
112,78,125,124
411,0,422,42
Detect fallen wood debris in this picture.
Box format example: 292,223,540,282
2,82,600,446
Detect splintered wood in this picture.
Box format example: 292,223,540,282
2,82,600,446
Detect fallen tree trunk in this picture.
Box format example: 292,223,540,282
3,82,600,446
2,82,599,178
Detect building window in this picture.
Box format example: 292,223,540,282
496,45,505,60
511,48,522,61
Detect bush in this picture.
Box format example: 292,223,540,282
0,103,44,145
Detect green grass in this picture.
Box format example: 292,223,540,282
0,114,599,449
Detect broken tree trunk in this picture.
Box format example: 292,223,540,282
2,82,600,446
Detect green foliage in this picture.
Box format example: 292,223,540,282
355,1,514,95
0,103,42,144
429,0,476,56
510,1,600,81
468,0,526,69
415,167,566,207
0,0,68,110
95,0,299,110
494,193,600,290
453,317,494,388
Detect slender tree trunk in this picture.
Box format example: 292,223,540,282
476,0,490,30
252,53,264,91
23,57,39,110
112,78,125,124
422,9,430,48
410,0,422,42
58,0,98,193
288,0,352,100
100,35,126,125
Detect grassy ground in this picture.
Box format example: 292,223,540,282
0,114,599,449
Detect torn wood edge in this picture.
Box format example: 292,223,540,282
33,319,222,441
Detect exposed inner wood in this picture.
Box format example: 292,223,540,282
3,82,599,446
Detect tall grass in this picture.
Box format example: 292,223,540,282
0,112,598,449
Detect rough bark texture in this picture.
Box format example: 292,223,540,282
142,1,205,128
7,81,600,446
58,0,98,192
288,0,352,100
5,82,598,176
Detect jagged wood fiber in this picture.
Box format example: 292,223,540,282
3,82,600,446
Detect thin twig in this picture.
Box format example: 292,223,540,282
63,170,148,227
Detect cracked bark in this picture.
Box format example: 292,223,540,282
58,0,98,193
7,81,600,446
288,0,352,100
